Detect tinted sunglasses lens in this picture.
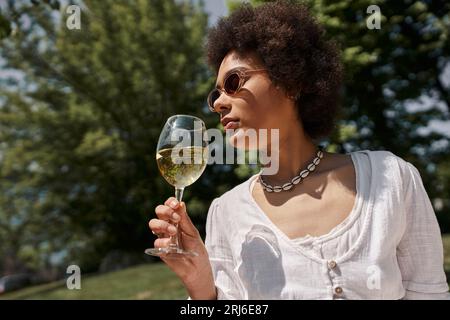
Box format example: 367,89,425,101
208,89,220,110
224,73,241,94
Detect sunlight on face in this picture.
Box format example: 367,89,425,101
214,50,294,151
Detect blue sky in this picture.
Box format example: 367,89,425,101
203,0,229,26
200,0,450,139
1,0,449,138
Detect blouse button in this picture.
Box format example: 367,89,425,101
334,287,343,295
328,260,337,269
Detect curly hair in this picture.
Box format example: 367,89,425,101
205,1,343,140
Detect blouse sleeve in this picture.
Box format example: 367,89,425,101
204,197,243,299
397,161,450,299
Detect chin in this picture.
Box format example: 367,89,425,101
228,127,261,151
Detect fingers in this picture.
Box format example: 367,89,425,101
148,218,177,237
165,199,199,238
154,237,172,248
164,197,179,209
150,197,200,240
155,203,181,223
148,217,174,249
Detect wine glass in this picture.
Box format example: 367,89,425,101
145,115,208,258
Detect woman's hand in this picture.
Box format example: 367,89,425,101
148,197,217,299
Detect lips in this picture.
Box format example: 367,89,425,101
224,121,240,130
221,117,240,129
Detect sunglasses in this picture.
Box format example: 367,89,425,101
207,68,267,112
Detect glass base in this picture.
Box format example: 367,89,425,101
145,247,198,258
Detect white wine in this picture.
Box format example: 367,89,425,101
146,115,206,258
156,146,207,188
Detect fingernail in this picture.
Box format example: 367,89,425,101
170,200,178,208
168,225,177,234
172,213,180,221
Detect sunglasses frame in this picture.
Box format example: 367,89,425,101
207,68,267,112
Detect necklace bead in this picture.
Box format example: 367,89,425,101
259,146,324,193
291,176,301,185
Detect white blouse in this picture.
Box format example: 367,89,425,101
203,150,450,299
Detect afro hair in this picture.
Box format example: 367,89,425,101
205,0,343,140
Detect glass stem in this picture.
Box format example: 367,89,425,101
169,187,184,250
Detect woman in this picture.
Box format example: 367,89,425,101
148,1,449,299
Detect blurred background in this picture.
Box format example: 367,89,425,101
0,0,449,299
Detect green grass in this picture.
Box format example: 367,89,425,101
0,262,187,300
2,235,450,299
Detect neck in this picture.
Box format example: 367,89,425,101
261,121,319,185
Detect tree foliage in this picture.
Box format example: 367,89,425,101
0,0,449,277
0,0,215,274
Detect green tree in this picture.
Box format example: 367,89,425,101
1,0,449,279
0,0,215,274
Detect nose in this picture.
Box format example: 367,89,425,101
213,90,232,113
